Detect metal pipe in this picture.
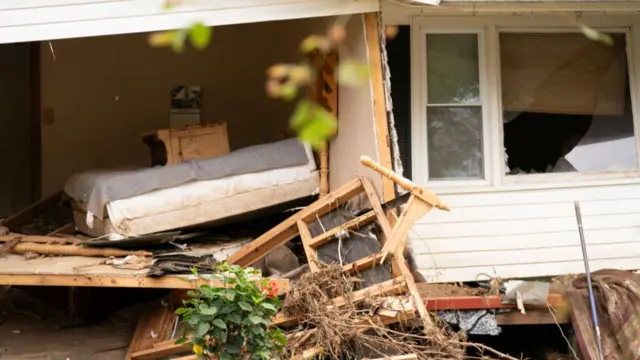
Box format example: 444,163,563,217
574,201,605,360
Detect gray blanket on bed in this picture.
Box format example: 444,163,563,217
64,138,310,220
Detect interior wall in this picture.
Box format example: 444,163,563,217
330,14,382,195
40,16,334,197
0,43,32,216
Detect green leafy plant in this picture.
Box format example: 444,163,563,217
175,263,287,360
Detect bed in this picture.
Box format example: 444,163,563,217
65,138,319,239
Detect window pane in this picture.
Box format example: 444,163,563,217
500,33,638,175
427,106,484,179
426,34,480,104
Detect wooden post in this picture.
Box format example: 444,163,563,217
364,12,395,203
308,50,338,196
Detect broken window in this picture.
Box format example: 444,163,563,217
500,32,638,175
425,33,484,180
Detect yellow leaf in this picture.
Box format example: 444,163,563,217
148,31,175,47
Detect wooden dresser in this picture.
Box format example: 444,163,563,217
142,122,230,166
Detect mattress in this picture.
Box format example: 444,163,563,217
75,144,319,238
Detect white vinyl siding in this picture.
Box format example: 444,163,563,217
412,183,640,282
0,0,378,44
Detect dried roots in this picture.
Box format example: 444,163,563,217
282,265,520,360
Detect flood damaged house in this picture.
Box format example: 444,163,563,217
0,0,640,292
0,2,640,355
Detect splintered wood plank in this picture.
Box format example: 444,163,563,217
0,234,80,244
307,210,377,248
331,276,407,307
0,273,289,290
395,252,433,328
227,177,364,267
379,196,432,264
1,191,63,230
361,177,393,240
364,12,395,202
297,220,319,272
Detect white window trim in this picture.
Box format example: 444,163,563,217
410,14,640,191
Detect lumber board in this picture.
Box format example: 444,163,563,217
0,234,80,244
331,276,407,307
364,12,395,202
0,274,289,290
423,293,567,311
227,177,364,267
297,220,319,272
307,210,377,248
131,341,191,360
395,252,433,328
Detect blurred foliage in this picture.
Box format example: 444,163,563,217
150,2,371,149
150,1,612,149
148,21,212,53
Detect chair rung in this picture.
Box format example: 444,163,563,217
307,210,378,248
341,253,385,273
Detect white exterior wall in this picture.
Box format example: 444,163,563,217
383,0,640,283
413,183,640,282
0,0,378,44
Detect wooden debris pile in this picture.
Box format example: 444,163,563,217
124,156,521,359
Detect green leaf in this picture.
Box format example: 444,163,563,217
219,353,233,360
226,335,244,354
260,302,277,312
195,322,210,337
290,100,337,150
174,337,188,345
227,313,242,324
189,23,212,50
186,290,198,298
339,60,370,86
238,301,252,311
280,83,299,101
187,315,201,325
199,304,218,315
247,315,263,325
213,319,227,329
171,28,189,53
175,307,188,315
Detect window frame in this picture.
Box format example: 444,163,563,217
410,15,640,190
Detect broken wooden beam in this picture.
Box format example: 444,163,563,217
10,243,151,257
227,177,365,267
0,234,80,244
